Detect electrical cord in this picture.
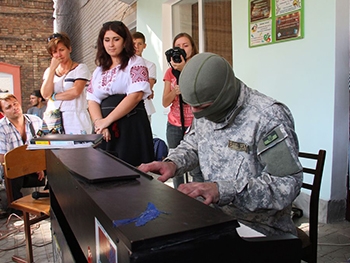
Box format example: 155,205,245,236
0,213,52,252
0,213,22,240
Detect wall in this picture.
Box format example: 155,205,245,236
0,0,54,112
53,0,166,140
136,0,167,140
232,0,349,222
54,0,136,73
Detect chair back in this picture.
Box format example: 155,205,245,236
3,145,46,203
298,149,326,263
2,144,49,263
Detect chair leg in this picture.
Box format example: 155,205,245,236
24,212,34,263
12,212,33,263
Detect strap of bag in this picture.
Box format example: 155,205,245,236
56,71,68,110
178,96,186,136
27,115,39,142
172,69,186,136
27,115,36,138
58,100,64,110
172,68,190,183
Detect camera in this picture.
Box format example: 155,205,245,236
165,47,186,63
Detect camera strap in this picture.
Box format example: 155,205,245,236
172,69,186,136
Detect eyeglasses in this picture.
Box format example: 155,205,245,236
47,33,62,42
103,21,123,27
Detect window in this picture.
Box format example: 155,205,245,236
168,0,232,65
0,63,22,105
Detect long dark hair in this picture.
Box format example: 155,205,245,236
95,21,135,71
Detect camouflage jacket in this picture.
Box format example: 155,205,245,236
166,81,303,236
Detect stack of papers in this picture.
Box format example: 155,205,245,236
27,134,103,150
27,142,94,150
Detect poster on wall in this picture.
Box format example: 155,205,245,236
249,0,304,47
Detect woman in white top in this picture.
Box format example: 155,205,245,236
87,21,154,166
41,32,92,134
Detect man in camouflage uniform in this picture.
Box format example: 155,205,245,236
139,53,303,236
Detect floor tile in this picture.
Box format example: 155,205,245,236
0,214,52,263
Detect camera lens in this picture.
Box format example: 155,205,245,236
165,47,186,64
172,53,182,63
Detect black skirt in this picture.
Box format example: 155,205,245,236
99,94,154,167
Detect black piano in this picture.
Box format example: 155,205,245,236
46,147,301,263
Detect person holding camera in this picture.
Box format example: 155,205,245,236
162,32,203,189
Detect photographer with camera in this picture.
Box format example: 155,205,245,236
162,32,203,189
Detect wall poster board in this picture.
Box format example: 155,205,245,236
249,0,304,47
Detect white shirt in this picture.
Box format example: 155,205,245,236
143,57,157,116
43,63,92,134
87,55,151,104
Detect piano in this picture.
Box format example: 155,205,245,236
46,147,301,263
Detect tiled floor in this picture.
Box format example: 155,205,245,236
294,217,350,263
0,213,349,263
0,214,53,263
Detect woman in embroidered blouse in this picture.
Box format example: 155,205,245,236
87,21,154,166
41,32,92,134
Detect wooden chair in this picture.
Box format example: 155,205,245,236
295,150,326,263
3,145,50,263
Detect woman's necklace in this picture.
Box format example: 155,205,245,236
56,60,74,77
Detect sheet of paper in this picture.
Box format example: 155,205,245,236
26,142,94,150
236,222,265,237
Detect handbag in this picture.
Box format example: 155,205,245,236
41,101,65,134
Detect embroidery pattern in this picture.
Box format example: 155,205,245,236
86,76,94,93
130,65,148,83
99,67,118,92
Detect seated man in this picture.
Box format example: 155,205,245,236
0,93,44,207
138,53,303,236
27,89,47,119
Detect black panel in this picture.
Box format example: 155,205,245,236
47,148,301,263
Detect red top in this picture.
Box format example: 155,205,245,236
163,67,194,127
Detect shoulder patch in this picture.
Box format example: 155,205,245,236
257,125,287,155
263,130,279,146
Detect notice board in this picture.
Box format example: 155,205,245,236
249,0,304,47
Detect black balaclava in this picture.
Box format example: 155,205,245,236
179,52,240,123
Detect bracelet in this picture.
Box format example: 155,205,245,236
51,92,57,101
